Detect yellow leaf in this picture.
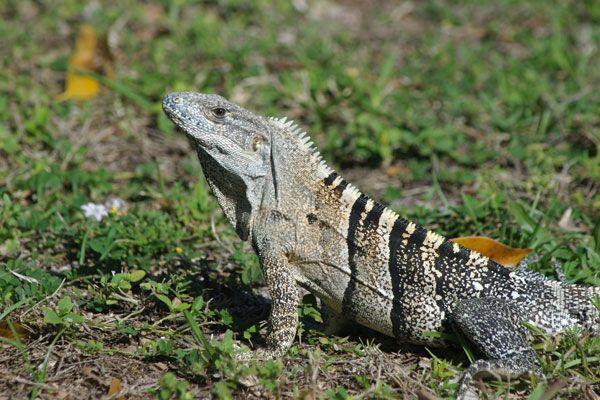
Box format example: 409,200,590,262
450,236,531,267
108,378,126,400
56,73,100,101
57,25,113,101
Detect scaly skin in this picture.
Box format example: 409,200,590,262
162,92,599,398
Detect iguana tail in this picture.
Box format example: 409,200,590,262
509,266,599,335
560,283,600,334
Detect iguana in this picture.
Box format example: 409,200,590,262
162,92,599,398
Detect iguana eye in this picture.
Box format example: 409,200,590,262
211,107,227,119
251,135,264,152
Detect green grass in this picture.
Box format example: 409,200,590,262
1,0,599,398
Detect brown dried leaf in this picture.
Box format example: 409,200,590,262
450,236,531,267
108,378,126,400
0,320,29,341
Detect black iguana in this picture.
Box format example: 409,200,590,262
162,91,599,398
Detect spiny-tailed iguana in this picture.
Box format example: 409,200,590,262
162,92,599,398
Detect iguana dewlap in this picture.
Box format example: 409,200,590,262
162,92,599,399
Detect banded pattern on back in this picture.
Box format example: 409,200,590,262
320,170,510,342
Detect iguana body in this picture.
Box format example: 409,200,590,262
162,92,599,398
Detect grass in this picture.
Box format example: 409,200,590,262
1,0,599,398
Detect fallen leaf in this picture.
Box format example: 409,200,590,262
108,378,126,400
558,207,572,229
558,207,587,232
57,25,114,101
450,236,531,267
0,320,29,341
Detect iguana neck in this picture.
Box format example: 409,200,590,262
197,148,254,240
198,117,332,240
251,117,337,218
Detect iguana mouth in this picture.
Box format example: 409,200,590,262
161,95,179,120
162,95,214,150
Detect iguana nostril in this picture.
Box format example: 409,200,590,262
173,96,181,104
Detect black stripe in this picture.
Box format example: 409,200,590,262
388,217,409,339
388,218,409,256
405,226,427,248
333,179,349,197
362,202,386,231
323,171,338,186
437,238,456,260
323,171,351,199
342,193,369,317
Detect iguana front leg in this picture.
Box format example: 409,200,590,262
452,298,542,399
242,243,299,360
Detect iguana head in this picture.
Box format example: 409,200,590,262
162,92,331,240
162,92,273,175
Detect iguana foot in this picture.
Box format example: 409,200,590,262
453,297,542,399
456,358,542,400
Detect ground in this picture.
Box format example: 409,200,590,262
0,0,599,399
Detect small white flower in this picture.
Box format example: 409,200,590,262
105,198,125,211
105,197,127,215
81,202,109,221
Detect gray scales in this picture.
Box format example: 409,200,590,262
162,92,599,399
